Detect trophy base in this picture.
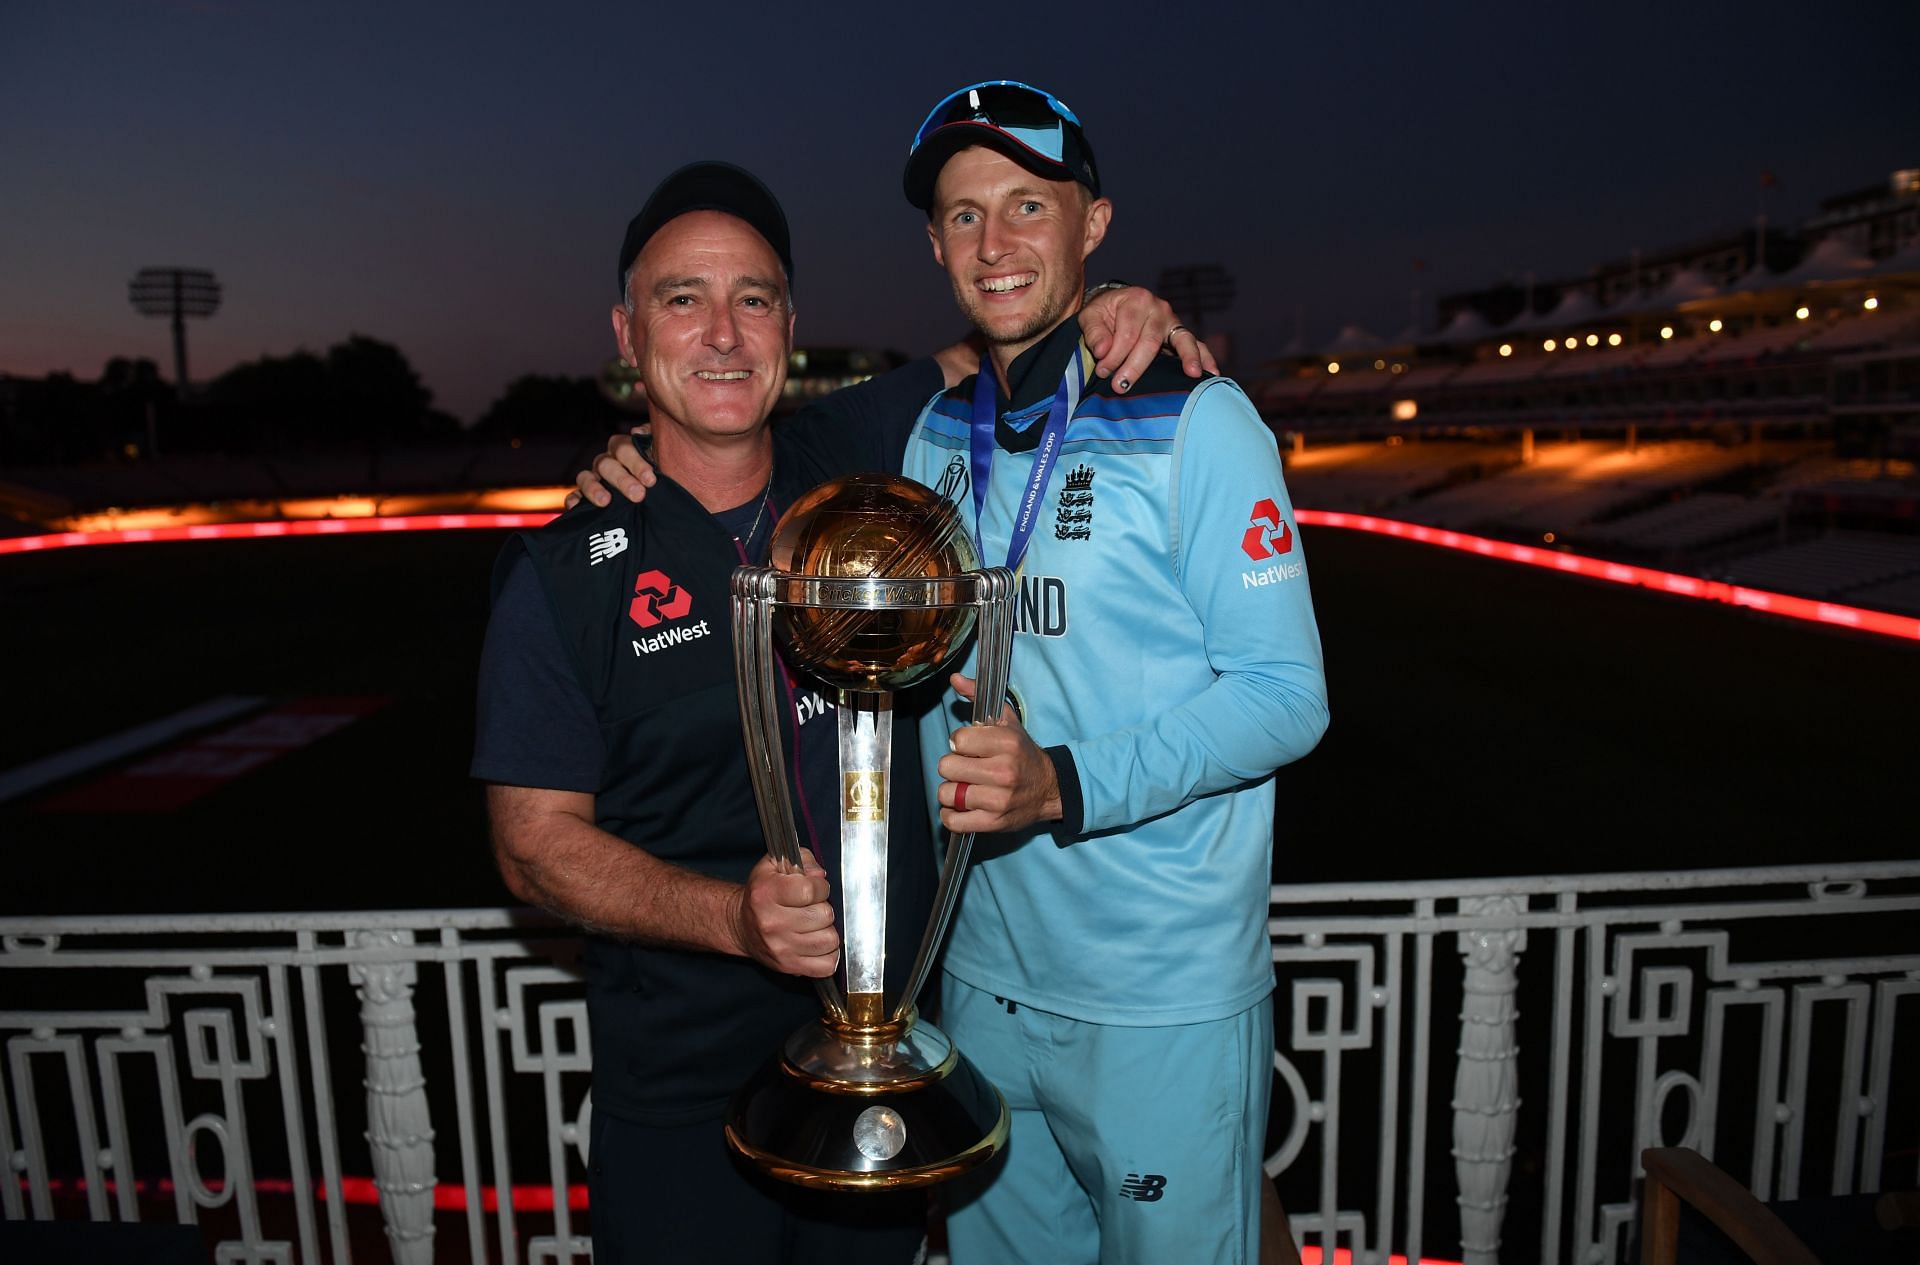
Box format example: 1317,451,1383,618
724,1016,1008,1191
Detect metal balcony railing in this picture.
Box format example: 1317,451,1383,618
3,860,1916,1264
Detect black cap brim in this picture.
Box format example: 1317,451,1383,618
617,161,793,298
903,122,1097,212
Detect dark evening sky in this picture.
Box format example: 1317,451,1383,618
3,1,1914,423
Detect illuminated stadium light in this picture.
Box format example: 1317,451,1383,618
1795,305,1810,320
1563,337,1578,350
1391,362,1405,373
1327,361,1341,374
1660,325,1674,340
1374,358,1386,370
1543,339,1556,352
1709,318,1723,332
1607,333,1622,347
1864,295,1879,311
1498,343,1512,357
1584,333,1599,347
1392,399,1418,421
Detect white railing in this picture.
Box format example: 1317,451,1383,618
3,862,1916,1264
0,911,593,1265
1267,861,1920,1265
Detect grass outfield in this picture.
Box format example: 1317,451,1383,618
3,524,1916,919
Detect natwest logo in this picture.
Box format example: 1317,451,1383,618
629,569,693,628
1241,498,1294,561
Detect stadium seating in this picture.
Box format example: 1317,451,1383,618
1713,531,1920,601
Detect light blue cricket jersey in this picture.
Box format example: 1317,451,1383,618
901,330,1330,1026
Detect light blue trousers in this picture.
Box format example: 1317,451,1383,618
941,974,1274,1265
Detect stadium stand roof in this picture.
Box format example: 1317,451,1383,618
1777,237,1876,287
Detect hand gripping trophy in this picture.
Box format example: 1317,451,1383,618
726,472,1014,1189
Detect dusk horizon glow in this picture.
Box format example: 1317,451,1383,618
4,2,1914,423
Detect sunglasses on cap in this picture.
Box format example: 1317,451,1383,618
909,79,1084,168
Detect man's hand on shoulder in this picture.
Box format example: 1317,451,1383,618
732,849,841,978
566,426,657,509
1079,285,1218,393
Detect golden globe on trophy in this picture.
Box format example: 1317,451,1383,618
725,472,1015,1190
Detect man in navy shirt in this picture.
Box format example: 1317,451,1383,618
473,161,1198,1264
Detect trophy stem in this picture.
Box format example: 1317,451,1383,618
889,567,1018,1024
837,690,891,1016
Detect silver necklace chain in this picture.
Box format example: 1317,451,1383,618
736,472,773,545
648,444,772,545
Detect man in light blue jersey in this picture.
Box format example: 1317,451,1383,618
898,81,1329,1265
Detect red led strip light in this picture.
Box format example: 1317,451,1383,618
3,508,1914,642
1295,510,1920,642
0,513,556,554
21,1178,1449,1262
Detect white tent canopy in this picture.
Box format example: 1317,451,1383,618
1777,237,1875,286
1723,260,1779,295
1868,237,1920,279
1432,307,1494,343
1322,324,1383,357
1608,267,1720,316
1507,287,1602,332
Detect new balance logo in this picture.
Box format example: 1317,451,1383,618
1118,1173,1167,1202
587,528,628,565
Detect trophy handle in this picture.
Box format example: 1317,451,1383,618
732,568,849,1021
890,566,1017,1024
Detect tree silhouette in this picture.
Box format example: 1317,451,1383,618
472,374,630,442
193,334,450,454
203,350,330,451
325,335,435,447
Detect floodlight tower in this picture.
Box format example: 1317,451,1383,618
129,267,222,397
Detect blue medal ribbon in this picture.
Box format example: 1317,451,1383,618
968,343,1088,575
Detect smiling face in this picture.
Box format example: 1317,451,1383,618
609,209,793,448
926,145,1111,367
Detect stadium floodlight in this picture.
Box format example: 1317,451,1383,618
129,267,222,396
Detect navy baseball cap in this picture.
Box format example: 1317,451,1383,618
904,80,1100,212
616,161,793,298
